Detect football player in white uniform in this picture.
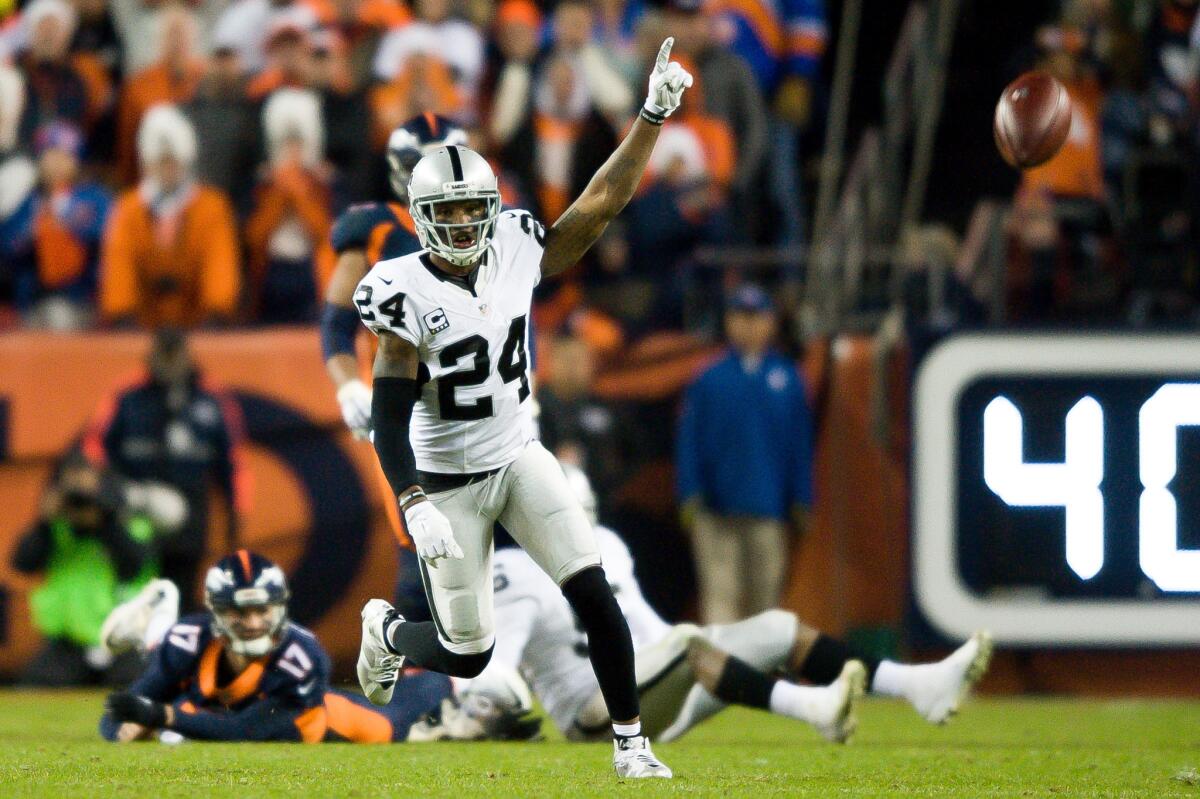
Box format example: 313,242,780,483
481,516,866,744
465,468,993,743
353,39,693,779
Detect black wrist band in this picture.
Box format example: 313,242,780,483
639,107,666,125
399,489,426,511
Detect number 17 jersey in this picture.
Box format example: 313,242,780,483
354,210,544,474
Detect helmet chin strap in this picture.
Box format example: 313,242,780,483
439,248,485,269
423,222,490,268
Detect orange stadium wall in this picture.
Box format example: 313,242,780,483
783,337,910,640
0,330,1195,695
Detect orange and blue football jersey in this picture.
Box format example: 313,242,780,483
323,673,454,743
99,614,452,743
101,613,331,742
330,202,421,263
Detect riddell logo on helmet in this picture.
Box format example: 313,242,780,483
440,181,471,192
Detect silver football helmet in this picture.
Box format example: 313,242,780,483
408,145,501,268
408,663,542,742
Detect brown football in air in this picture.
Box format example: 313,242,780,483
993,71,1073,169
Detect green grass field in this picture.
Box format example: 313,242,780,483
0,690,1196,797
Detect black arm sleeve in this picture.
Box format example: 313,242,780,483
371,376,420,495
11,522,53,573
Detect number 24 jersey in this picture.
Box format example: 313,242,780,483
354,210,545,474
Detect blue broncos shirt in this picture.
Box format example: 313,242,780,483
676,349,814,520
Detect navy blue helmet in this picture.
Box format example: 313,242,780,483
387,112,468,201
204,550,290,656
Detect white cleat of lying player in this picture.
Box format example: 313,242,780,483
883,631,994,724
811,660,866,743
100,578,180,655
357,598,405,705
613,735,673,779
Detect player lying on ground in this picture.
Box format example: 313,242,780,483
354,38,693,778
97,551,532,744
444,467,993,743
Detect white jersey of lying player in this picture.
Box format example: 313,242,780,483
354,209,544,473
482,527,993,742
487,526,678,735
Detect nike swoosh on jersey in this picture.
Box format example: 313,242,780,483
380,277,394,285
297,679,317,696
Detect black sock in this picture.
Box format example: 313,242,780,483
561,566,639,723
386,618,493,678
712,654,776,710
797,634,881,684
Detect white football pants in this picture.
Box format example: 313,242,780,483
420,441,600,655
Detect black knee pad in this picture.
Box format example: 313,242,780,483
438,644,494,679
561,566,615,617
389,619,495,678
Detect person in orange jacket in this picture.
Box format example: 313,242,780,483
245,87,342,324
99,103,240,328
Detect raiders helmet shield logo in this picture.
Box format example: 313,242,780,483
423,307,450,335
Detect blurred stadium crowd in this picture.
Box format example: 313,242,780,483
0,0,825,335
3,0,1198,334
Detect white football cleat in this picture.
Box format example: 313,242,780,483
613,735,673,779
357,598,405,705
908,630,993,724
813,659,866,743
100,579,179,655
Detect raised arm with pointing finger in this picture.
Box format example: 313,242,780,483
540,38,695,278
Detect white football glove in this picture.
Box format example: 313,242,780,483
643,37,694,122
405,500,464,562
337,379,373,440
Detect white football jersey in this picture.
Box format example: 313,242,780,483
488,526,672,734
355,210,545,473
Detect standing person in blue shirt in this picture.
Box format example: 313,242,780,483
676,283,812,623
